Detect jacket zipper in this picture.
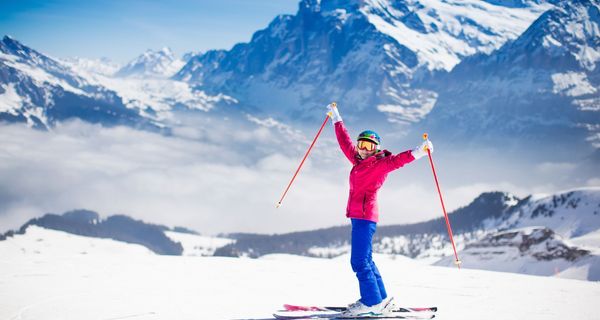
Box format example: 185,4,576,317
362,194,367,217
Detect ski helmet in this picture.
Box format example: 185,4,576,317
357,130,381,145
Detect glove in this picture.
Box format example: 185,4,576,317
412,140,433,160
326,103,342,123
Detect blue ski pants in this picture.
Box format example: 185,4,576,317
350,218,387,306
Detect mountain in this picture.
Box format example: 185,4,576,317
2,188,598,280
1,224,156,256
435,226,600,280
116,47,185,78
0,36,238,129
3,0,597,157
214,188,600,280
0,36,155,130
1,209,235,257
418,0,600,154
5,209,184,255
175,0,550,124
214,191,520,258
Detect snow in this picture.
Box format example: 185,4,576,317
493,188,600,239
61,57,121,77
563,4,600,71
23,106,47,128
551,72,597,97
115,47,185,78
59,49,237,121
68,67,236,121
1,226,599,320
1,52,89,97
364,12,462,70
0,83,23,115
307,244,351,258
434,225,600,281
362,0,551,71
571,230,600,250
0,83,49,127
164,231,234,256
0,226,153,257
98,77,218,114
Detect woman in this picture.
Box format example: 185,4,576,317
326,103,433,317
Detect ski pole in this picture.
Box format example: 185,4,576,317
276,103,334,208
423,133,462,269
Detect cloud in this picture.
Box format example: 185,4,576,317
0,120,349,234
0,119,597,235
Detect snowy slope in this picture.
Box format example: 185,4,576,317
1,209,238,258
571,229,600,247
0,227,599,320
0,225,153,256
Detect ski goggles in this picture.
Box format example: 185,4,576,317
357,140,377,151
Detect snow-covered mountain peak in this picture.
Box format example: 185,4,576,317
0,36,236,129
1,35,62,71
116,47,185,78
501,188,600,238
293,0,552,72
0,36,156,129
360,0,554,71
472,191,520,207
175,0,552,126
500,0,600,71
417,0,599,153
1,35,28,55
158,47,173,56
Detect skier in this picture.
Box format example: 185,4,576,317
326,103,433,317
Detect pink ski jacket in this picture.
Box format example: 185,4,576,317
334,121,415,223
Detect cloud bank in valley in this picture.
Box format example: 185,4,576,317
0,119,597,235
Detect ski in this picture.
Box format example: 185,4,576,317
274,302,436,319
273,309,436,319
284,304,437,313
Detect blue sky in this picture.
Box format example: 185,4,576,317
0,0,299,63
